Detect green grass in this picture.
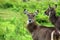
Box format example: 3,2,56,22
0,0,60,40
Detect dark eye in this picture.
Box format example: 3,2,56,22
28,14,30,16
33,15,35,17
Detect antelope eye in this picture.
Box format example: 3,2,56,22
33,15,35,17
27,14,30,16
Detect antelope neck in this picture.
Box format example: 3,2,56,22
49,13,57,25
27,21,38,33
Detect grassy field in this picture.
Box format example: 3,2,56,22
0,0,60,40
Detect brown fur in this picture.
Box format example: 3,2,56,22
27,21,56,40
45,5,60,40
24,9,56,40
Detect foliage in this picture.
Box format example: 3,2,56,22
0,0,60,40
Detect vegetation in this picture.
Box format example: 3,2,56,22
0,0,60,40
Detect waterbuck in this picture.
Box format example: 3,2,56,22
45,4,60,40
23,9,58,40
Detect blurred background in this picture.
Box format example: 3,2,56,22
0,0,60,40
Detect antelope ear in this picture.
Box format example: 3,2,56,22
34,10,39,16
54,4,57,9
24,9,29,14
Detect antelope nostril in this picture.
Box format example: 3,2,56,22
29,20,31,22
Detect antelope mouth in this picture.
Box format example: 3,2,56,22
27,19,34,24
